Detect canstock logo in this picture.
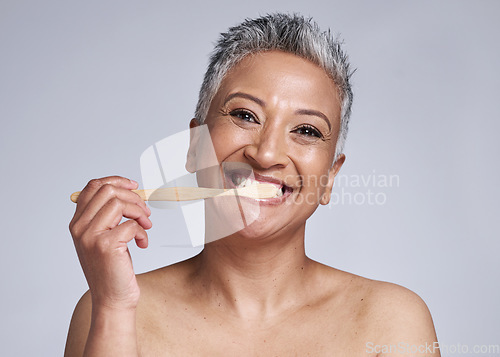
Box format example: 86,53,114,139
140,125,261,247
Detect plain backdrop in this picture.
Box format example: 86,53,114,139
1,0,499,355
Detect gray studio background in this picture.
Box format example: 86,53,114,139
1,0,499,355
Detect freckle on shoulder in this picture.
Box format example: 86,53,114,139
358,279,436,335
366,280,429,312
137,264,181,289
317,263,430,315
136,258,197,299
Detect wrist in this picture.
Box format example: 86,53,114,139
90,291,140,313
90,303,137,332
85,304,138,356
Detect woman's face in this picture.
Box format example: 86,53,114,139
194,50,344,239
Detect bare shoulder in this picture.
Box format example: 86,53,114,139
65,260,195,356
135,258,196,323
136,256,197,298
366,279,434,320
321,265,435,324
370,281,437,346
363,279,439,355
318,265,439,355
135,256,199,308
64,290,92,357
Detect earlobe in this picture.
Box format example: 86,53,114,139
319,169,334,205
320,193,330,205
185,118,201,173
320,154,346,205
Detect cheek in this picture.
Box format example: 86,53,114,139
293,147,333,189
209,122,253,162
207,123,230,161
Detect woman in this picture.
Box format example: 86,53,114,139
65,13,439,356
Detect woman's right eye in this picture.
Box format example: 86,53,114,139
229,109,258,123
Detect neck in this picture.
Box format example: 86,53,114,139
191,224,314,321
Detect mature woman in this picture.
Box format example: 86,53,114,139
65,13,439,356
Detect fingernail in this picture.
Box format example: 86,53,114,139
130,179,138,186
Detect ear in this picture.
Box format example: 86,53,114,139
185,118,200,173
320,154,345,205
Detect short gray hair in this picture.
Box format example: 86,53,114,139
194,13,354,160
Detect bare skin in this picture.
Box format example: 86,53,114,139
65,51,439,356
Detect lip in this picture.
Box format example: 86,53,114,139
223,170,294,205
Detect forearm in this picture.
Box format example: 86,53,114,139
84,306,138,357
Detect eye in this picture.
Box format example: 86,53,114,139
229,109,258,123
293,125,323,139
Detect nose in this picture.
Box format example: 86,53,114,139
243,124,289,170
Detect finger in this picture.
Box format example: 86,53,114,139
75,184,150,230
111,219,149,248
73,176,138,221
88,197,152,233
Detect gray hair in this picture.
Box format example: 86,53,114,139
194,13,354,160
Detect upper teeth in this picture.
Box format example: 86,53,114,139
235,176,252,187
233,175,284,198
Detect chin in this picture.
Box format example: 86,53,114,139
228,213,306,244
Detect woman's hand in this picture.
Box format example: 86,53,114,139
69,176,152,311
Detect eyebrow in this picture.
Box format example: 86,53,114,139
294,109,332,131
223,92,266,107
223,91,332,131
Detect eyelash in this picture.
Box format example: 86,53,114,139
292,125,323,139
228,109,323,139
229,109,258,123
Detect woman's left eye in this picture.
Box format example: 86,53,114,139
293,125,323,138
229,109,258,123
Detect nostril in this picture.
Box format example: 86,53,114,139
243,143,290,170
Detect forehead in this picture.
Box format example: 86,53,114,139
214,50,341,126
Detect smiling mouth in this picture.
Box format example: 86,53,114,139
228,171,292,199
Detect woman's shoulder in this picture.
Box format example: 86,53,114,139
320,263,432,317
317,263,438,348
318,262,429,306
357,276,435,330
136,256,197,297
65,259,193,328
